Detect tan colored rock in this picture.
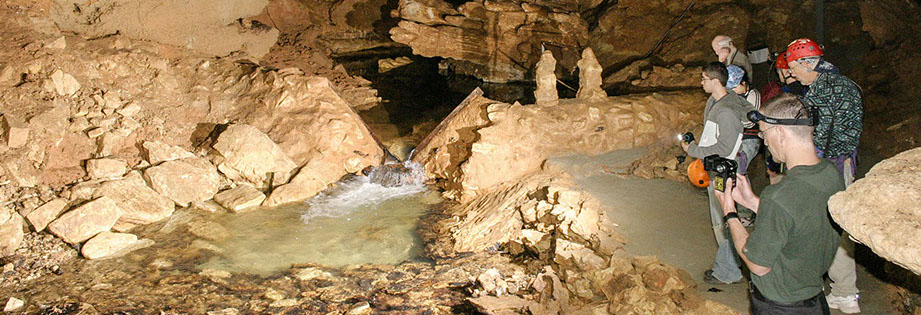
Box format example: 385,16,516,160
86,158,128,180
3,297,24,312
144,158,222,207
94,172,175,226
48,196,122,244
828,147,921,274
467,295,534,314
554,238,607,271
576,48,606,101
116,103,141,117
214,186,265,212
390,0,588,83
212,124,297,188
534,50,558,105
51,0,279,58
0,213,24,257
413,90,703,200
2,114,29,148
50,69,80,96
87,127,105,138
81,231,138,259
97,128,132,156
45,36,67,50
142,141,195,165
476,268,508,296
212,74,384,205
0,65,21,87
26,198,69,232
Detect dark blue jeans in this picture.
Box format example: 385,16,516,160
750,283,830,315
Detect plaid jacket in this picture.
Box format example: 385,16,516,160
802,72,863,158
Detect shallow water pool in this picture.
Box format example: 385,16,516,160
199,168,439,275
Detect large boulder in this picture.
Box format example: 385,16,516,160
143,158,223,207
94,171,175,226
211,124,297,188
48,196,122,244
201,73,384,206
829,147,921,275
50,0,279,58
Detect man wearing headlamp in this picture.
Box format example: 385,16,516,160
716,93,843,314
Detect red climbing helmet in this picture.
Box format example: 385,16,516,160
775,50,789,70
784,38,824,64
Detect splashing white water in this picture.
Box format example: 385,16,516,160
301,162,428,224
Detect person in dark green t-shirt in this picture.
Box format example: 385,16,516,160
714,93,844,314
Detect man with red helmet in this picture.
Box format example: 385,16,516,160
786,37,863,314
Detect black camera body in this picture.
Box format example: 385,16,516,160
703,154,737,192
679,132,695,143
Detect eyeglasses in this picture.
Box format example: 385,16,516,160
758,125,777,138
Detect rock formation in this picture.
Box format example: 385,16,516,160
412,88,703,200
47,196,122,244
93,172,175,227
0,212,24,257
211,124,298,188
829,147,921,275
50,0,279,58
143,158,223,208
390,0,589,82
576,48,607,101
534,50,559,105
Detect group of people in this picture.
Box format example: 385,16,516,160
682,35,864,314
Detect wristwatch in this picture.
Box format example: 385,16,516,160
723,212,740,224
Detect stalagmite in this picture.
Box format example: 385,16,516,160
576,48,607,101
534,50,558,105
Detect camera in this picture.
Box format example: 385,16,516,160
678,132,695,143
703,154,737,192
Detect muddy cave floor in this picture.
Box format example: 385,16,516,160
548,149,898,314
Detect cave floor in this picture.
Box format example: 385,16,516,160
548,149,898,314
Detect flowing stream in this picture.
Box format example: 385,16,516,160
198,162,438,275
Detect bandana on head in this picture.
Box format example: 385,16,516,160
814,58,840,74
726,65,744,89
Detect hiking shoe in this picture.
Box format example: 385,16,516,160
703,269,741,285
826,294,861,313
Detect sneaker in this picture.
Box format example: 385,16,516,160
826,294,861,313
703,269,741,285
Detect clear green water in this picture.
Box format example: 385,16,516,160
198,171,439,275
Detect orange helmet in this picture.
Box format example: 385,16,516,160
687,159,710,188
775,50,789,70
784,38,824,64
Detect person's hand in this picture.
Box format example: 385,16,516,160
681,141,692,153
732,174,759,212
714,178,737,216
